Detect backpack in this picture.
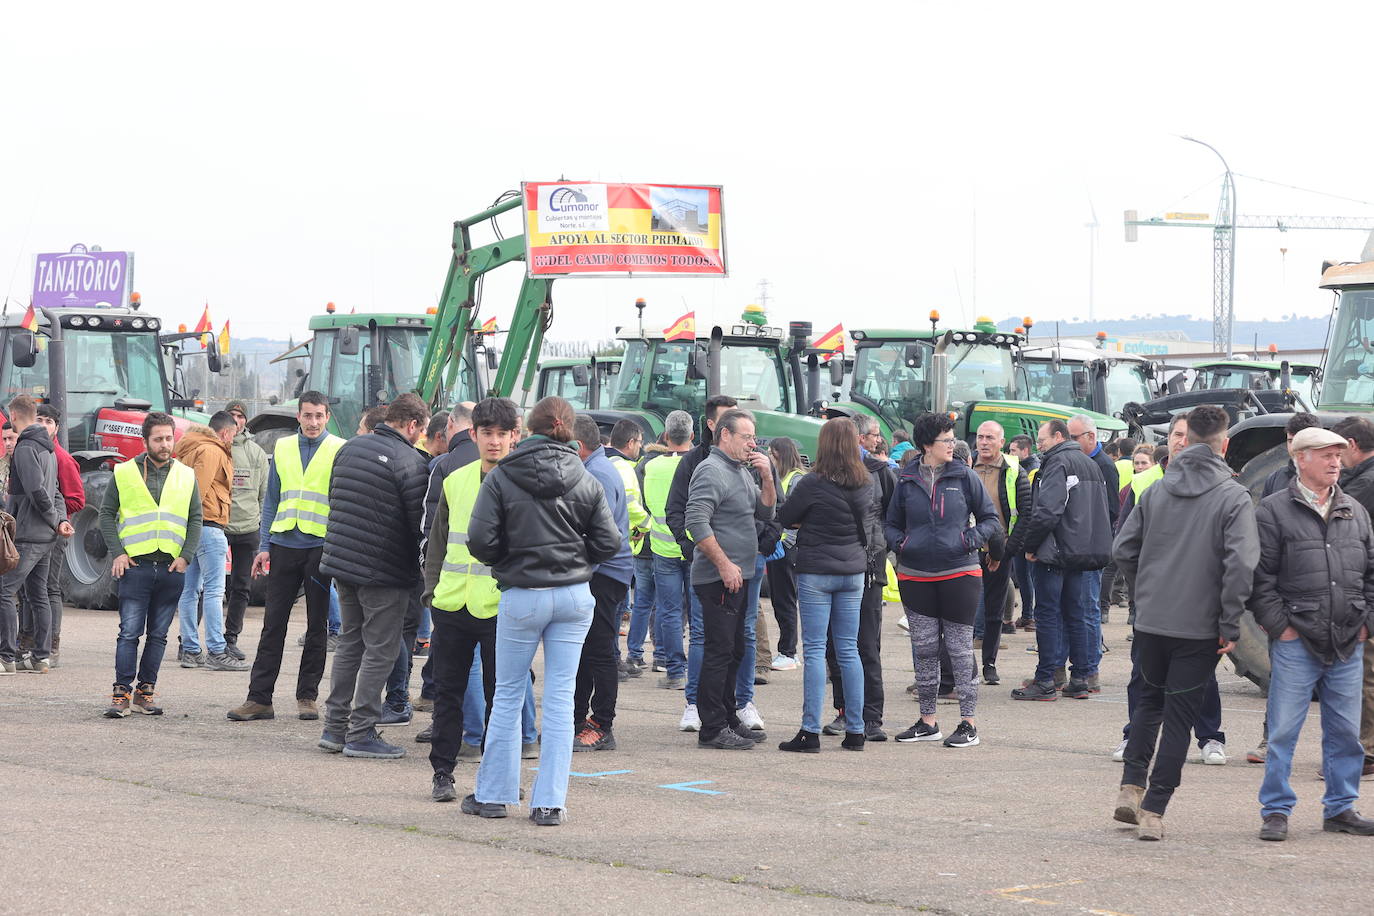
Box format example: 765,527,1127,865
0,510,19,575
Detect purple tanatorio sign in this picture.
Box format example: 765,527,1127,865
32,244,133,309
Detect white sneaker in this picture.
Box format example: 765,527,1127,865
1112,739,1127,762
770,654,798,671
737,701,766,731
1201,740,1227,765
896,615,910,632
679,704,701,732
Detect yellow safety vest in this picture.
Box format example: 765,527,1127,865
114,458,196,557
609,454,650,549
642,451,684,559
781,468,804,496
1115,458,1134,490
431,461,500,618
1131,463,1164,501
270,434,345,538
1003,453,1021,533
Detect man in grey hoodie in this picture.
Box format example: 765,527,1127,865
1111,405,1258,840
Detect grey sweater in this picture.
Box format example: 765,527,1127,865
8,424,61,544
685,447,773,586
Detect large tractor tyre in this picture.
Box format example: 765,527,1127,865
252,427,293,457
61,469,118,610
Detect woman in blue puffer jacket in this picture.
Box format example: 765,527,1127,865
885,413,1001,749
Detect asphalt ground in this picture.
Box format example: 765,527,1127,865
2,598,1371,915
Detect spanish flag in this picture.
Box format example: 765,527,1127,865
479,315,498,335
193,304,213,349
814,322,845,361
664,310,695,342
20,304,38,332
218,320,231,357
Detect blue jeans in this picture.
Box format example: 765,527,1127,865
327,584,341,635
418,605,432,641
461,648,538,746
798,573,863,734
1031,564,1094,682
116,561,184,687
176,526,228,655
627,555,657,663
475,583,593,811
1261,638,1365,819
735,553,767,706
1083,568,1103,668
1012,554,1035,621
653,555,691,680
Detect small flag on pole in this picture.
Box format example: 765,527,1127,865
664,311,695,342
193,304,213,349
20,304,38,332
813,323,845,360
218,319,231,357
479,316,498,335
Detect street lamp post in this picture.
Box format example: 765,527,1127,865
1181,135,1237,357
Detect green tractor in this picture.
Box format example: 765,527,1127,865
526,355,622,411
1017,341,1160,438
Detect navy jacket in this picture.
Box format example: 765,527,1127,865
884,456,1000,578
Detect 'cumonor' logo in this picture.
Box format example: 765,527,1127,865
548,187,600,213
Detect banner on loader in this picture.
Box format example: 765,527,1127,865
522,181,727,278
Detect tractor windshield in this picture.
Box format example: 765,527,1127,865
852,341,930,427
945,342,1017,405
1101,361,1153,414
1193,366,1270,391
613,338,786,416
1022,359,1091,410
1321,288,1374,408
719,343,787,413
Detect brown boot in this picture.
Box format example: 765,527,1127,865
104,684,132,719
1137,809,1164,840
133,682,164,716
1113,784,1145,824
297,698,320,720
227,700,275,721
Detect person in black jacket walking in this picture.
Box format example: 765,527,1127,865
1008,419,1112,702
463,397,620,825
320,393,431,760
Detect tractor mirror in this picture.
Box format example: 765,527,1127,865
903,344,924,370
10,330,35,369
828,357,845,387
687,348,708,382
571,364,590,387
339,326,360,356
206,336,223,374
485,348,498,371
1071,368,1090,399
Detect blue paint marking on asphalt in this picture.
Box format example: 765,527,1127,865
658,780,723,795
569,769,634,778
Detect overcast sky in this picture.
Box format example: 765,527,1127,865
3,1,1372,349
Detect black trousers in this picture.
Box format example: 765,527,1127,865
1123,634,1224,745
1121,630,1222,815
694,580,747,739
224,531,257,644
766,550,799,658
428,606,496,775
246,544,331,705
574,573,629,730
980,559,1012,667
827,580,885,725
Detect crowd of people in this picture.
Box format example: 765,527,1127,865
2,389,1373,841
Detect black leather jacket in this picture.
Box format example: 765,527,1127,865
468,436,620,588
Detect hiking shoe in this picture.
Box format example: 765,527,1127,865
896,720,942,743
104,684,132,718
319,730,344,753
1061,679,1091,699
624,657,645,678
1137,810,1164,840
343,732,406,759
1015,616,1035,630
1260,813,1289,841
1112,739,1127,762
179,650,204,668
224,642,247,661
770,654,799,671
731,722,766,743
19,654,49,674
1087,673,1102,693
227,701,275,721
530,807,565,826
679,704,701,732
754,669,769,685
865,723,888,742
616,658,630,682
778,729,820,753
1114,784,1144,824
297,698,320,721
461,794,507,818
205,652,249,672
982,664,1000,685
1246,740,1268,764
458,742,482,760
415,724,433,743
1324,808,1374,835
413,696,435,712
737,702,765,730
699,729,754,750
943,721,979,748
132,683,163,715
1011,681,1059,701
522,741,539,760
413,638,430,657
431,772,457,802
379,703,413,726
821,713,846,736
573,720,616,752
658,675,685,690
1201,740,1227,765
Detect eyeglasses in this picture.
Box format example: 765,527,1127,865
933,436,956,445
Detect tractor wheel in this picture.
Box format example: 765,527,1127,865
61,469,118,610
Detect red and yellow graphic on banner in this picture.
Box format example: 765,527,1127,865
523,182,726,278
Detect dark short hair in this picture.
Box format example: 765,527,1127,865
1041,418,1071,441
1116,437,1138,457
1187,404,1229,442
528,396,575,442
384,392,430,427
36,403,59,423
1009,434,1033,452
360,405,388,432
1153,444,1169,463
1169,411,1191,435
715,408,756,438
471,397,519,432
573,414,602,451
1286,412,1320,437
911,412,955,448
298,390,329,412
610,419,641,450
2,421,12,431
426,411,449,442
208,410,237,434
1334,416,1374,452
705,395,738,421
142,411,177,440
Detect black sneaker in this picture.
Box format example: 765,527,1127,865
415,723,433,743
530,806,565,826
730,723,766,743
224,642,247,661
1061,680,1091,700
432,772,457,803
624,657,645,678
699,729,754,750
1011,681,1059,701
821,713,846,736
982,664,1000,685
896,720,942,743
865,723,888,742
460,794,507,818
943,720,979,748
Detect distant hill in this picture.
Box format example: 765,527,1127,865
993,314,1331,350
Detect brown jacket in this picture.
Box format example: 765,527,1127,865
175,426,233,527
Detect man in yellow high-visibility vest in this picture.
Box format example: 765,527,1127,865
99,411,202,718
420,397,520,800
228,392,345,723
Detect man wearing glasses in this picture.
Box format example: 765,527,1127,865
1067,415,1119,687
223,400,269,661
